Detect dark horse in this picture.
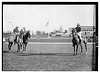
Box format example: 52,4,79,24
71,28,87,55
22,31,31,52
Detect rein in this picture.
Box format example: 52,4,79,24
23,32,30,42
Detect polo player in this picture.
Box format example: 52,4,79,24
19,29,24,38
75,23,82,42
23,27,27,35
13,26,19,44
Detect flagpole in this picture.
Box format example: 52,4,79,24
45,20,50,38
9,21,14,29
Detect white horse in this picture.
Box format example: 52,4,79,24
8,34,23,52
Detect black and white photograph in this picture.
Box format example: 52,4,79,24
2,2,98,71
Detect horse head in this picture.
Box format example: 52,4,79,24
71,28,79,41
27,31,31,38
71,28,76,36
25,31,31,39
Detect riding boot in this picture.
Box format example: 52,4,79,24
14,35,18,45
14,39,16,45
78,36,81,43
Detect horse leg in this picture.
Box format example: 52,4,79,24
22,44,26,53
21,44,23,49
79,41,83,54
22,44,25,51
22,44,26,52
84,41,87,55
22,43,23,52
14,39,16,45
80,44,83,54
85,43,87,55
10,42,13,48
76,45,78,55
73,46,75,55
17,44,19,52
24,44,27,52
17,44,20,52
8,42,13,52
14,36,17,45
8,42,11,51
19,43,22,52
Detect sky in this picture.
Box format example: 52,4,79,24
3,5,95,33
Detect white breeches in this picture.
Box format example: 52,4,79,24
76,32,82,39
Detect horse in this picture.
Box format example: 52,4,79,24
8,33,23,52
22,31,31,52
71,28,87,55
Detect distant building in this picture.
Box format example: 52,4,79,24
50,30,64,36
68,26,95,37
81,26,95,37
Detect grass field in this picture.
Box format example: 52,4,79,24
4,36,72,42
4,37,93,43
3,43,95,71
28,38,72,42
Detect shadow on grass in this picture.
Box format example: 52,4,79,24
3,50,76,56
3,51,10,53
17,53,75,56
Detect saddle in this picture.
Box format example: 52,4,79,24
75,34,81,43
14,35,18,44
14,33,23,44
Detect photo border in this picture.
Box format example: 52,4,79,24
2,2,98,71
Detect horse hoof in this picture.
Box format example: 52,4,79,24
81,52,84,55
22,51,25,53
74,54,77,56
74,53,77,56
17,51,20,52
24,51,26,53
86,52,87,55
74,54,76,56
73,53,76,55
8,50,10,52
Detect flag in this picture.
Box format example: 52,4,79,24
45,21,49,27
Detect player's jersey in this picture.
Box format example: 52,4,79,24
13,28,19,34
20,29,24,34
75,26,81,33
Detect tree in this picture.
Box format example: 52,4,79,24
65,30,68,33
36,31,41,35
43,31,46,35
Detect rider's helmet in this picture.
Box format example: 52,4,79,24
23,27,26,30
77,23,80,27
20,29,23,33
16,26,19,29
23,27,26,35
13,26,19,34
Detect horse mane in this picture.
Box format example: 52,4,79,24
71,28,79,43
23,31,30,40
